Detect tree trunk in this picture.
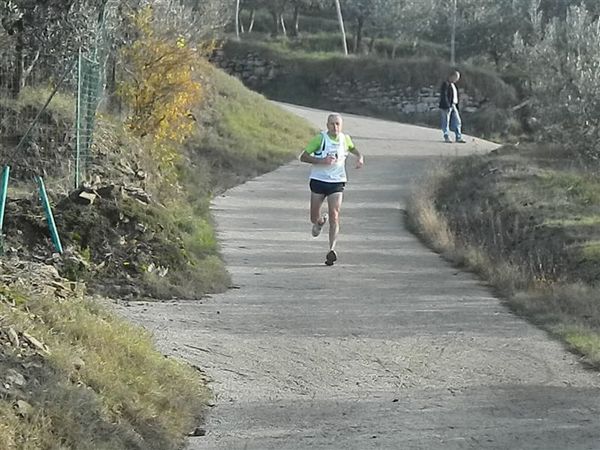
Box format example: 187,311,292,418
22,50,40,85
235,0,241,40
11,22,25,99
248,9,255,32
333,0,348,56
234,0,241,39
292,5,300,36
369,36,376,54
354,16,364,53
270,10,279,36
280,13,287,36
105,53,121,114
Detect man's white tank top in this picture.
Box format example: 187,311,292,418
309,131,349,183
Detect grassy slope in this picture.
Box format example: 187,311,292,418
0,64,314,448
191,63,315,193
408,144,600,366
0,277,208,450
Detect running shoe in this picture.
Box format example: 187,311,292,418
325,250,337,266
311,214,327,237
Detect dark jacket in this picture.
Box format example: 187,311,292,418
439,80,459,109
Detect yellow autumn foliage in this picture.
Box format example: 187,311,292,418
118,7,203,170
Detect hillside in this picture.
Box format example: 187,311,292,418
212,37,521,141
0,62,314,448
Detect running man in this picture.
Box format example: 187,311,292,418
300,113,364,266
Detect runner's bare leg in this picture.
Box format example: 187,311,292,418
310,192,326,225
327,192,343,251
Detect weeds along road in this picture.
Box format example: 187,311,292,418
119,104,600,450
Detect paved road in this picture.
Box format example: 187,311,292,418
120,104,600,449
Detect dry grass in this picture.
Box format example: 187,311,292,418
0,283,209,449
406,163,455,254
408,150,600,367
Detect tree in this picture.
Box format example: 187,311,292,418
288,0,312,36
259,0,288,36
101,0,230,111
0,0,107,97
118,6,204,173
238,0,262,33
513,5,600,158
342,0,375,52
367,0,437,56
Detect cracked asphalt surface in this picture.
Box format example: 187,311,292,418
118,104,600,450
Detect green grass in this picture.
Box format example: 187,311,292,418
537,171,600,205
0,85,75,120
581,241,600,260
0,284,209,449
188,61,315,193
562,326,600,363
544,216,600,227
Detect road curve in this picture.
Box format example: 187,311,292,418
120,104,600,450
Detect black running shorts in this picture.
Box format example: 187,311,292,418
310,179,345,196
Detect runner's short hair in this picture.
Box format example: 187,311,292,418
327,113,343,123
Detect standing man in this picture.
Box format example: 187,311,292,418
300,113,364,266
439,70,466,143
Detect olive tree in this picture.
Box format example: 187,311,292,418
0,0,108,97
514,5,600,159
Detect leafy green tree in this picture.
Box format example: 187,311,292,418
513,5,600,158
453,0,536,66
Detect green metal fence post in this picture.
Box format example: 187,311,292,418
0,165,9,230
0,165,10,255
35,176,63,254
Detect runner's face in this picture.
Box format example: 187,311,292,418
327,118,342,137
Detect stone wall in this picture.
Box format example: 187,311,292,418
210,49,483,116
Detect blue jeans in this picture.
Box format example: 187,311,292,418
441,105,462,140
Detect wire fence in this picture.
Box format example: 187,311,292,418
0,8,106,254
75,52,103,189
0,20,104,193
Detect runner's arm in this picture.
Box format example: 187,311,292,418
299,134,335,165
300,151,336,165
346,136,364,168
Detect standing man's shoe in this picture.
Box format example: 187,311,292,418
444,136,452,143
455,138,467,143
